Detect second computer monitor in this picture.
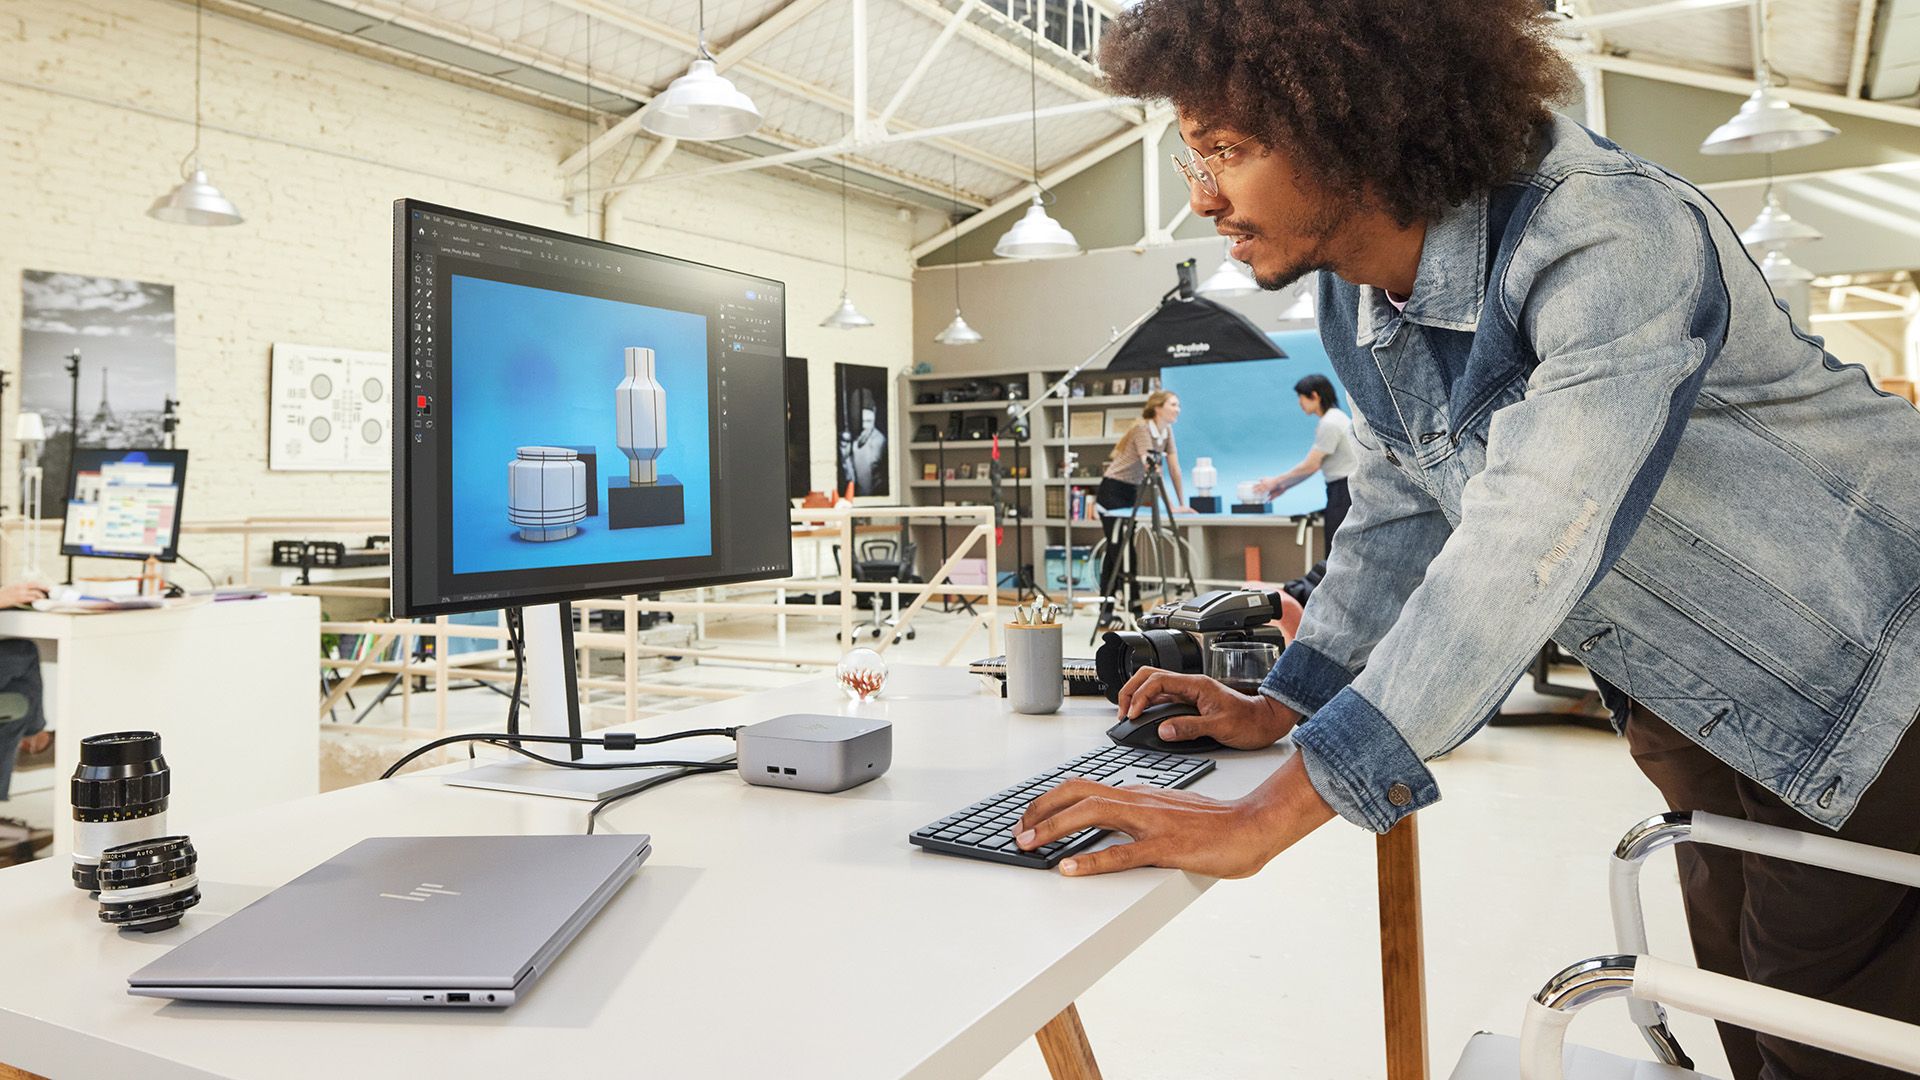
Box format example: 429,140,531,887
61,447,189,562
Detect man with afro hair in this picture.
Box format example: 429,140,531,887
1014,4,1920,1077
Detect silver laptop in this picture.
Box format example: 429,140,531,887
129,834,650,1007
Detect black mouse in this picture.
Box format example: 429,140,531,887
1106,701,1223,754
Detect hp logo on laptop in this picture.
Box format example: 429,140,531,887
379,882,462,903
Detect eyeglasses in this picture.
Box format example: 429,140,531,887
1170,136,1254,197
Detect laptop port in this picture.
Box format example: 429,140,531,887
447,992,470,1003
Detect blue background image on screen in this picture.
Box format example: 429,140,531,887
449,274,713,575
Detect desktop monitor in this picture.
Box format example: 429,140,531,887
391,200,793,619
60,448,189,561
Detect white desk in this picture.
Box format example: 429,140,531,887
0,596,321,854
0,665,1425,1080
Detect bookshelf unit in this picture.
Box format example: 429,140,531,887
899,364,1161,596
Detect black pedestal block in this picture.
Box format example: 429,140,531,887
608,474,684,528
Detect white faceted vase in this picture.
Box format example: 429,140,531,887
616,346,667,484
1192,457,1218,496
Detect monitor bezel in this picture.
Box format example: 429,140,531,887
58,446,190,563
391,199,794,619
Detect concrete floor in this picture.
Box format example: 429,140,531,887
0,601,1732,1078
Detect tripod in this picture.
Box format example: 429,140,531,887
1094,448,1195,635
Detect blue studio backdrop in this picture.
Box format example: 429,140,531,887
1156,331,1346,518
450,275,714,574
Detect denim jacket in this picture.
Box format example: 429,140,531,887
1261,115,1920,834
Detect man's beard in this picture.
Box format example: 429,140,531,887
1249,196,1354,292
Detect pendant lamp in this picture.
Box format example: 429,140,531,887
821,157,874,330
993,9,1079,260
638,0,762,141
1700,1,1837,156
1741,185,1822,248
149,0,242,226
1196,238,1258,298
935,154,984,345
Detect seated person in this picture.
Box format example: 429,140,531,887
0,581,48,802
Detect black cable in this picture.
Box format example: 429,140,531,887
503,607,525,738
585,761,737,835
380,726,740,780
173,552,218,592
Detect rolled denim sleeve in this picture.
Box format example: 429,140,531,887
1261,408,1453,718
1296,173,1731,832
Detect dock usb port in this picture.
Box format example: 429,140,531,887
766,766,779,773
782,767,796,775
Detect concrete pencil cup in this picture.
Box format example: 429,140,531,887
1005,622,1064,715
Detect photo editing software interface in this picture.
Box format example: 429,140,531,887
394,201,791,617
62,448,188,561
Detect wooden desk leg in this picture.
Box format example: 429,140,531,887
1034,1001,1103,1080
1378,814,1429,1080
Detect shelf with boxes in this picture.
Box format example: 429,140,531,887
898,365,1163,596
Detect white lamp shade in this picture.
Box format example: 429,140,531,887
820,290,874,330
1700,86,1839,155
147,168,244,226
1759,248,1815,284
13,412,44,443
933,309,983,345
993,197,1080,259
1197,257,1259,298
638,59,762,141
1741,191,1823,248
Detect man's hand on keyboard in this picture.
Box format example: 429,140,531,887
1115,669,1298,750
1013,755,1334,878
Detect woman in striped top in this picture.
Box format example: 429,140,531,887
1095,390,1190,620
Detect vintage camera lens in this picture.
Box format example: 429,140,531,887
71,731,170,893
1094,629,1205,703
96,835,200,933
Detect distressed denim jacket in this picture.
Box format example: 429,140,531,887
1262,115,1920,833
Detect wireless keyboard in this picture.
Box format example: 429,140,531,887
908,743,1215,869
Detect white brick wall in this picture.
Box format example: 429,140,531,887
0,0,918,581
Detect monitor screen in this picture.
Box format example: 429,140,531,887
61,448,189,561
393,200,793,617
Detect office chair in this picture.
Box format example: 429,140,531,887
832,522,918,642
1448,811,1920,1079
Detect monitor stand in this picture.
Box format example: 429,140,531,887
442,601,679,802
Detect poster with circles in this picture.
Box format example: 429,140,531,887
269,343,390,471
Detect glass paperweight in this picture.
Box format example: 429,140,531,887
836,648,888,701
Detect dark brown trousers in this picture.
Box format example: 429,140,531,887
1626,703,1920,1080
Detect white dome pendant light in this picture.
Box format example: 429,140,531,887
993,6,1079,260
935,154,983,345
821,157,874,330
1700,0,1837,156
148,0,243,226
1196,237,1259,298
638,0,762,141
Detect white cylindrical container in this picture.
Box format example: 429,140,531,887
1236,480,1258,503
507,446,588,541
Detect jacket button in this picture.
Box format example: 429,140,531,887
1387,783,1413,807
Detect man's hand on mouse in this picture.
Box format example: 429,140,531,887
1013,754,1335,878
1115,669,1299,750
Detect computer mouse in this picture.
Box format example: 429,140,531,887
1106,701,1223,754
